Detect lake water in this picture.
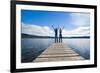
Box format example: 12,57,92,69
21,38,90,63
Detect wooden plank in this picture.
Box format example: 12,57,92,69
38,54,79,57
33,57,84,62
33,43,84,62
42,52,77,54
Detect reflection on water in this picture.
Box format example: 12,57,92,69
21,38,90,63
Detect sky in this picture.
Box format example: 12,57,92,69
21,9,90,37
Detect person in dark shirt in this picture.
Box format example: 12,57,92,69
59,26,64,43
52,25,58,43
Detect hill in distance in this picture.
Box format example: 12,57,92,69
22,33,90,38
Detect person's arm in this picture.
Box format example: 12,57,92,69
52,25,54,30
62,26,64,30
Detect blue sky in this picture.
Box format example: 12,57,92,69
21,10,90,37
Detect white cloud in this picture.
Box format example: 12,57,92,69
22,23,54,36
62,26,90,37
22,23,90,37
69,13,90,26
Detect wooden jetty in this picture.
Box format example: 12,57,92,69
33,43,84,62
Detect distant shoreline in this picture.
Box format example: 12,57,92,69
22,33,90,39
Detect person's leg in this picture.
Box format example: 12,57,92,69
60,35,61,43
56,37,57,43
55,35,56,43
57,37,58,43
59,37,60,43
60,37,61,43
55,36,57,43
61,36,62,43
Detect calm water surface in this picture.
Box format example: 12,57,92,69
21,38,90,63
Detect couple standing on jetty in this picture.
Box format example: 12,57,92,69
52,25,64,43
